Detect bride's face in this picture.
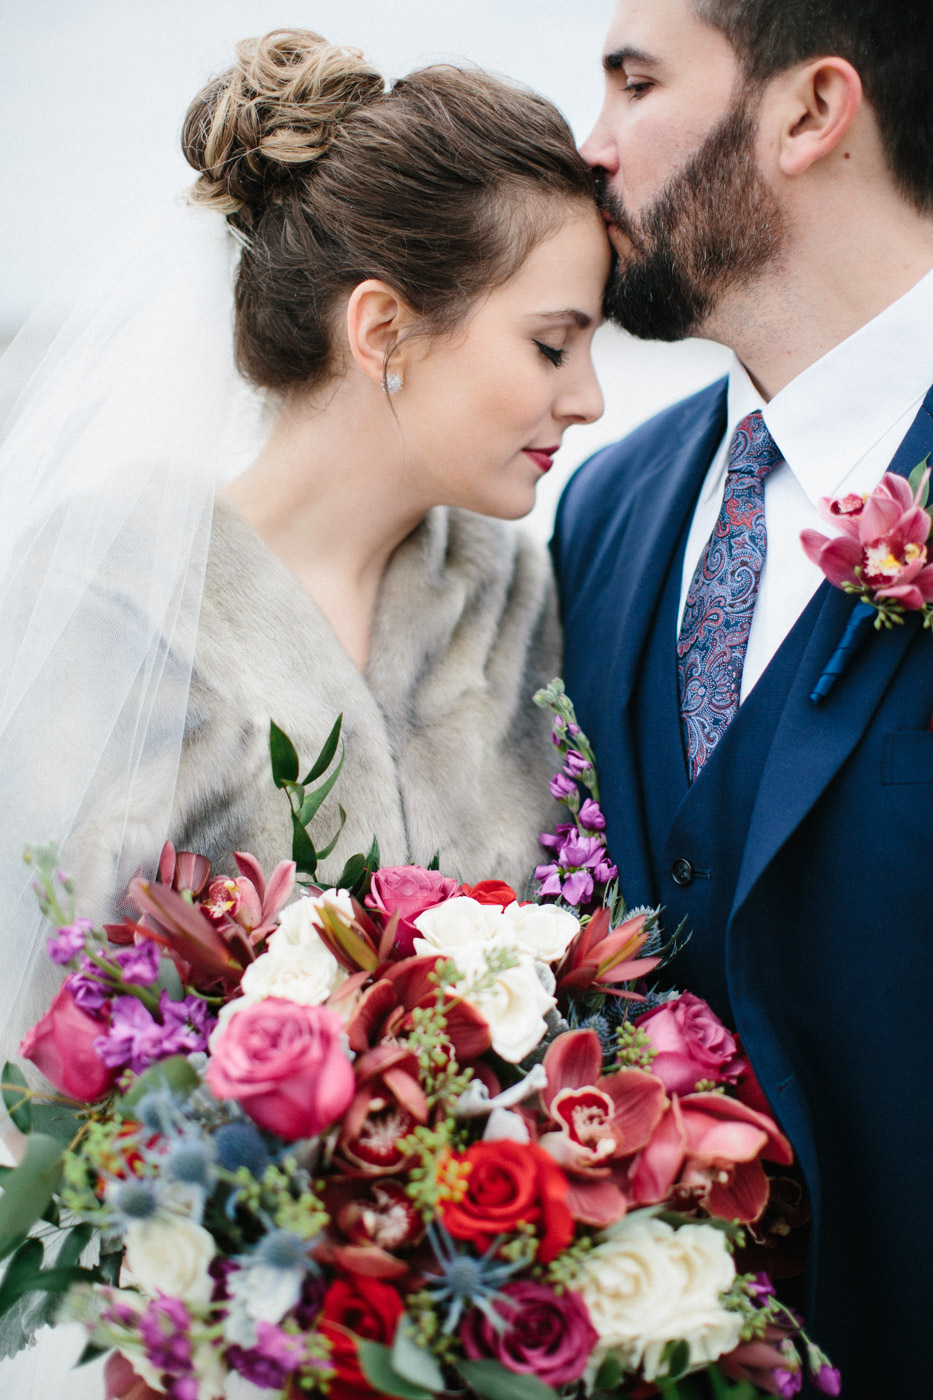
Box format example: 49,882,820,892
395,207,610,519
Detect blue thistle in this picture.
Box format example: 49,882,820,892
423,1224,522,1334
112,1179,158,1221
213,1121,270,1177
164,1138,215,1188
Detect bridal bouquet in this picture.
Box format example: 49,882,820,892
0,692,838,1400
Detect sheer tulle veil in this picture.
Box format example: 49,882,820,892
0,203,264,1075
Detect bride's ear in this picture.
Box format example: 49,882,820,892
345,280,417,390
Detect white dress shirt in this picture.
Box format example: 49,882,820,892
679,265,933,698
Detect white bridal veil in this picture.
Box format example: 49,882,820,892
0,204,263,1071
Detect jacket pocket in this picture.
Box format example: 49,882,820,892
882,728,933,785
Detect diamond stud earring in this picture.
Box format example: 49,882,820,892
383,372,403,396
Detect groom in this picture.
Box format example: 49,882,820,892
554,1,933,1393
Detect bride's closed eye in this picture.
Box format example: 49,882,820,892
625,80,652,99
534,339,566,367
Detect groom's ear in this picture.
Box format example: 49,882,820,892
772,57,863,178
344,280,417,389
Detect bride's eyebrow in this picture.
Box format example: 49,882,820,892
531,310,593,329
604,46,659,74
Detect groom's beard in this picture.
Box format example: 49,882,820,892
600,97,786,341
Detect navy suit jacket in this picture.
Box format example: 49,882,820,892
552,378,933,1396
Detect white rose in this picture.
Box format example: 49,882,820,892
413,896,504,951
572,1216,742,1383
124,1215,216,1304
448,944,556,1063
499,901,580,963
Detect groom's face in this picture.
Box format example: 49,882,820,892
582,0,785,340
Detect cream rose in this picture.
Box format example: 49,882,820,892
572,1216,742,1383
124,1215,216,1303
413,896,504,951
445,943,556,1063
499,900,580,962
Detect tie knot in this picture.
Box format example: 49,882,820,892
726,410,782,483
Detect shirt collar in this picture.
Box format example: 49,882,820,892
722,264,933,506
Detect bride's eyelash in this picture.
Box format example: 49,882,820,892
626,81,652,99
534,340,565,368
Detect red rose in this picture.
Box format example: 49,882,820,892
459,880,517,908
365,865,459,956
19,983,117,1101
319,1274,405,1400
636,992,745,1096
440,1140,573,1264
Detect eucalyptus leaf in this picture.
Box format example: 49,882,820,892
315,804,347,861
302,713,343,784
357,1338,435,1400
290,812,319,877
0,1134,63,1256
155,955,185,1003
391,1317,445,1391
2,1062,31,1133
30,1101,83,1143
269,720,300,788
120,1055,198,1109
459,1359,559,1400
297,746,346,826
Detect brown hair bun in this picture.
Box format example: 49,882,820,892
182,29,384,220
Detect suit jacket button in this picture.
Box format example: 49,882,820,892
671,857,694,887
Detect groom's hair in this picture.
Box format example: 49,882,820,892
693,0,933,211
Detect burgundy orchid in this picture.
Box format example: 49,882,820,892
538,1029,667,1226
802,468,933,610
629,1091,793,1224
337,1042,429,1175
343,955,491,1063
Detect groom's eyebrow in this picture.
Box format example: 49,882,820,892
604,46,659,73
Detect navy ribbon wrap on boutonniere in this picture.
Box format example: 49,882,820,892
802,456,933,705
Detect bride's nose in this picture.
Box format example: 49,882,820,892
558,360,604,427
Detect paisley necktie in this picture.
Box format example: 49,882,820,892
677,411,783,781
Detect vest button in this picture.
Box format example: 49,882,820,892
671,857,694,887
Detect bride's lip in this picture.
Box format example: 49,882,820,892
523,445,559,473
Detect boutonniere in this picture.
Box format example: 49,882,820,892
801,456,932,703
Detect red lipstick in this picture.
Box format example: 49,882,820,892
523,445,559,473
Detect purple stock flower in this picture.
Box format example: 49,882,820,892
226,1326,308,1391
813,1363,842,1395
159,991,214,1055
69,956,111,1013
167,1379,199,1400
46,917,92,965
563,749,591,778
578,798,606,831
747,1272,776,1306
255,1322,307,1371
774,1369,803,1397
114,941,162,986
558,833,605,867
138,1294,192,1376
94,991,213,1073
561,870,594,906
549,772,577,801
539,822,576,852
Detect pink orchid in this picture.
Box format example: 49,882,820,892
801,468,933,609
538,1029,667,1226
629,1091,793,1224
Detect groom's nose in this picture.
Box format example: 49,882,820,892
579,115,620,176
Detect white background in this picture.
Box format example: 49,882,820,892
0,0,728,538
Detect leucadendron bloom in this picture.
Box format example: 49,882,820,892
571,1214,743,1383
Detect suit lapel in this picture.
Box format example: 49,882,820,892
734,383,933,911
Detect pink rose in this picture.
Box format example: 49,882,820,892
636,993,745,1096
206,998,354,1140
20,983,117,1102
461,1281,598,1387
365,865,459,956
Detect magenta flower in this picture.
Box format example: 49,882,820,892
114,941,162,986
801,469,933,608
460,1280,599,1387
46,917,92,965
138,1294,192,1376
549,771,577,800
562,749,592,778
578,798,606,831
93,991,213,1073
813,1363,843,1395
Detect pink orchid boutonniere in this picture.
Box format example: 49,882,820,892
801,457,933,704
801,457,933,624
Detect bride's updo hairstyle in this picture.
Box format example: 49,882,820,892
183,30,595,392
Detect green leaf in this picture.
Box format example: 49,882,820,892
297,747,346,826
459,1359,559,1400
662,1339,692,1382
426,850,441,872
2,1063,31,1133
0,1239,43,1319
269,720,300,789
97,1248,123,1286
356,1339,435,1400
0,1261,92,1315
29,1101,82,1144
391,1317,445,1392
315,805,347,861
77,1341,111,1368
56,1223,94,1272
334,852,366,893
908,453,931,508
708,1364,759,1400
120,1055,199,1109
0,1134,63,1257
366,834,381,870
594,1353,624,1391
290,812,319,878
301,713,343,784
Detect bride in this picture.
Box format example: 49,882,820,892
0,28,608,1398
